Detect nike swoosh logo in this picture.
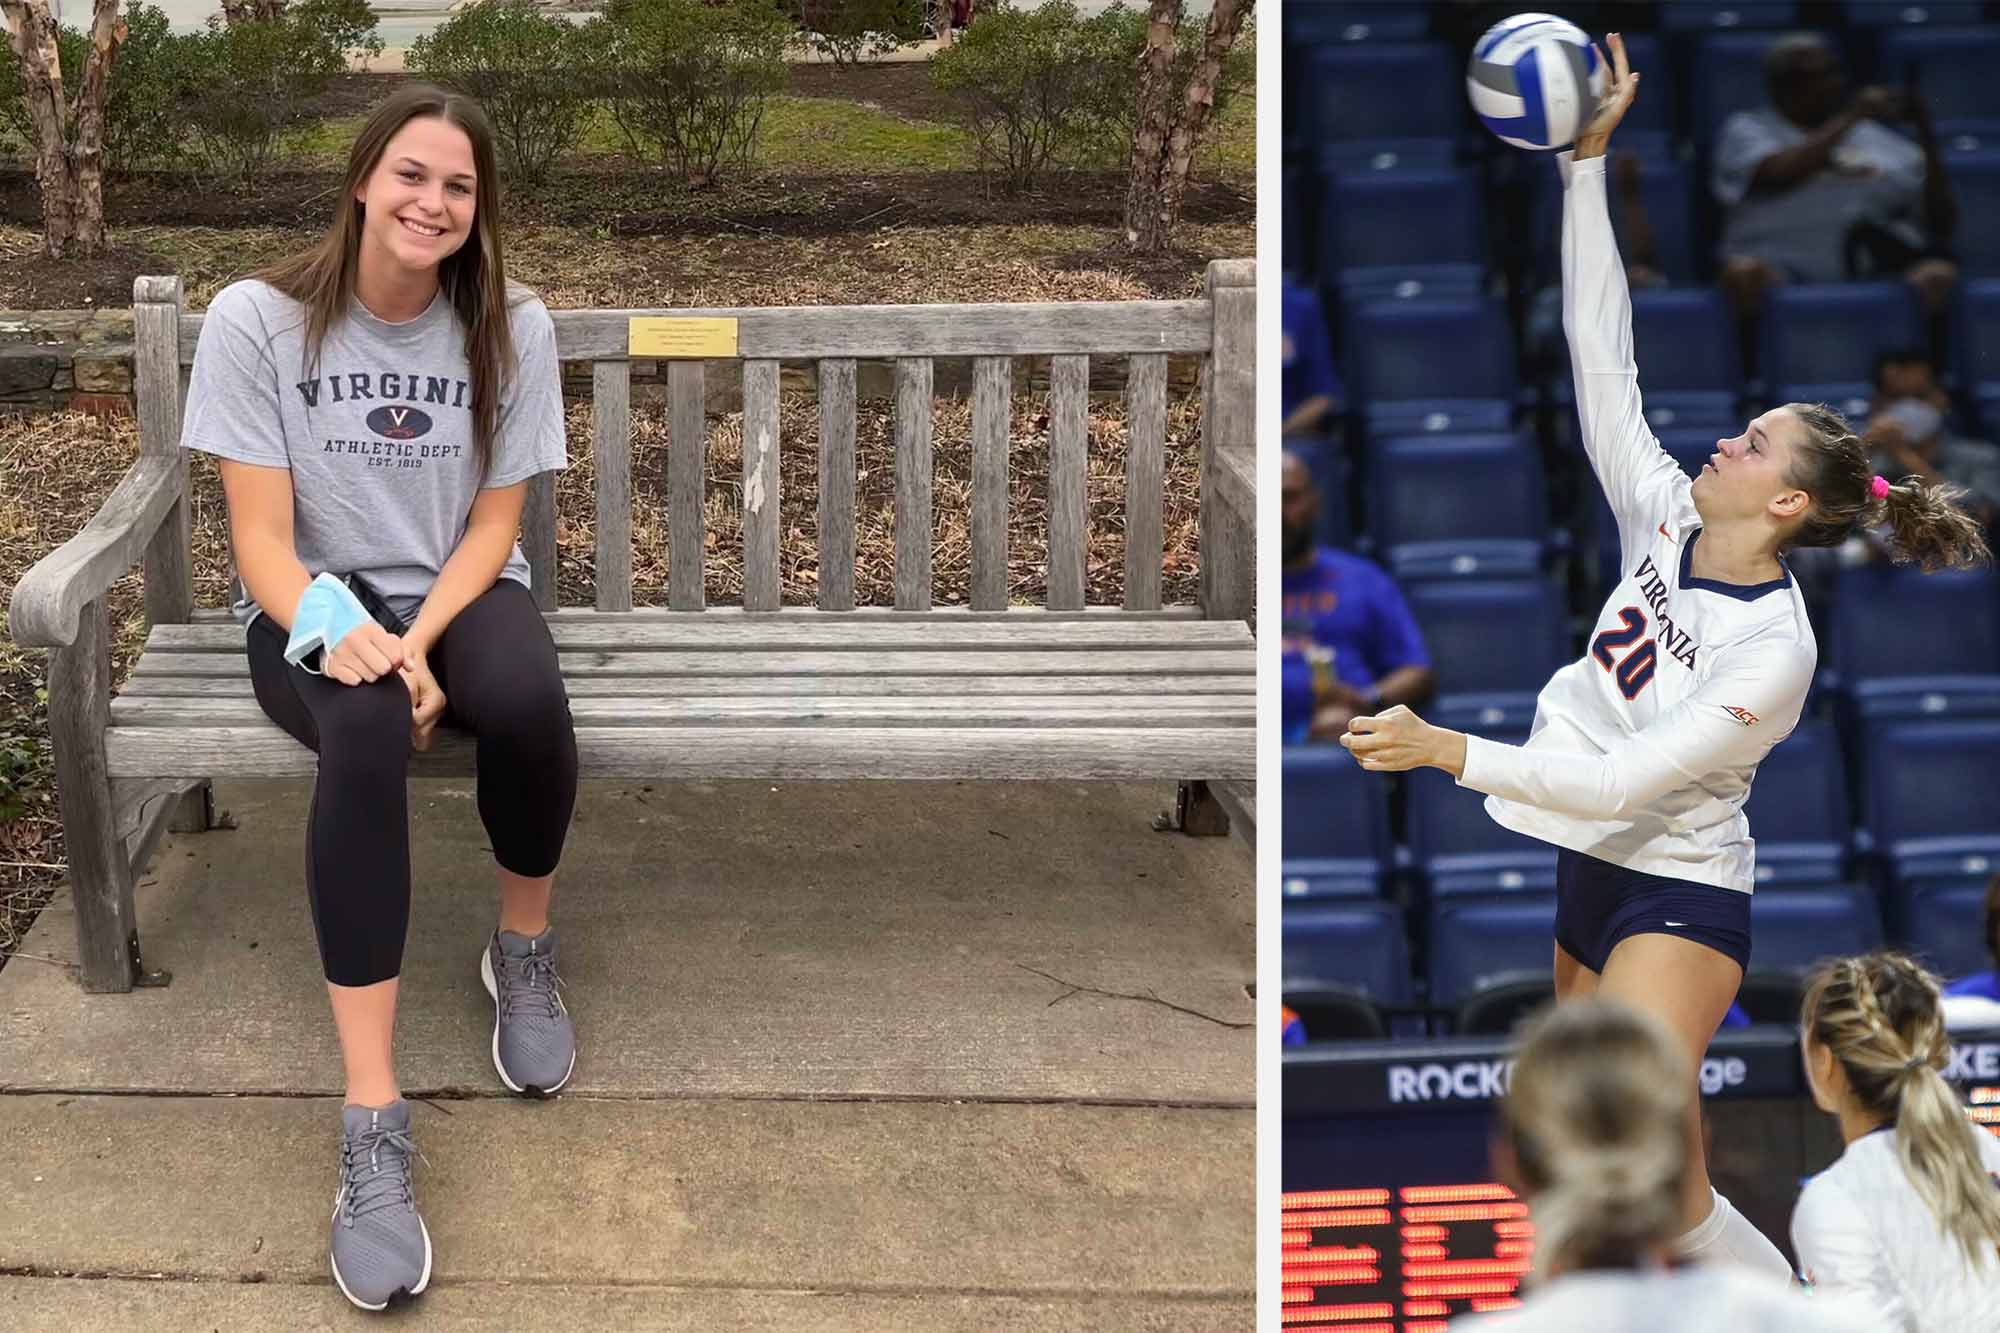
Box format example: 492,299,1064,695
1658,522,1676,543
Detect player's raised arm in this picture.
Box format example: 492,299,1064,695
1560,33,1684,529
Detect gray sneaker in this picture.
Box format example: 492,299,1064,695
480,927,576,1096
330,1100,432,1311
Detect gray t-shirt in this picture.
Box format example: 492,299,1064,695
1712,108,1928,284
180,277,568,630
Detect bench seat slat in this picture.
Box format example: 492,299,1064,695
105,726,1255,780
109,694,1257,727
117,673,1254,698
130,649,1254,678
145,619,1253,652
184,606,1208,624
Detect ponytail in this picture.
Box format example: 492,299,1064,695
1780,402,1993,572
1502,1000,1690,1282
1802,952,2000,1270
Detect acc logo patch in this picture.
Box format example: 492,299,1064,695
366,405,433,440
1721,705,1760,727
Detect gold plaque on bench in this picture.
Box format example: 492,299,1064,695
628,317,740,359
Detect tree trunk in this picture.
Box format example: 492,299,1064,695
1122,0,1252,256
1,0,126,260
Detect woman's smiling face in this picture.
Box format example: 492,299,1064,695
353,115,478,275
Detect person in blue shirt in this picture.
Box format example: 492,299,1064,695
1281,450,1435,743
1282,279,1341,438
1943,873,2000,1002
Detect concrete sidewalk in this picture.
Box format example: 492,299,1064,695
0,779,1253,1327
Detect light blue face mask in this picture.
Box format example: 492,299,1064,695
284,572,376,675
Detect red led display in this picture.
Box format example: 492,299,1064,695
1281,1185,1536,1326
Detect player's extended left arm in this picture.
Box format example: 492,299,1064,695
1340,648,1812,821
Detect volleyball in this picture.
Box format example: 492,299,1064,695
1467,13,1606,151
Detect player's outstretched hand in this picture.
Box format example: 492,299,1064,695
1575,31,1639,157
1339,704,1437,773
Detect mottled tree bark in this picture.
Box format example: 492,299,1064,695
1,0,126,259
1122,0,1251,256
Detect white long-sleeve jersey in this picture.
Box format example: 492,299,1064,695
1790,1124,2000,1332
1453,151,1818,894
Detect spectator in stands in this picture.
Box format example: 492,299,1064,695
1713,33,1958,371
1865,348,2000,533
1943,873,2000,1003
1283,277,1341,438
1281,450,1435,744
1792,951,2000,1325
1466,997,1868,1330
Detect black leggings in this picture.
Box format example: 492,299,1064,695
245,577,579,987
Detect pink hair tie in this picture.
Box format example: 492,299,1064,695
1870,474,1891,500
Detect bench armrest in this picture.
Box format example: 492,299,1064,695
1209,442,1253,533
9,454,183,649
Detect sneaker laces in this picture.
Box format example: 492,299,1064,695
339,1122,429,1226
496,944,566,1022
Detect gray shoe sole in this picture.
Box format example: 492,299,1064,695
481,944,577,1097
329,1192,432,1312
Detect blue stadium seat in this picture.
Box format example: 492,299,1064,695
1760,282,1923,403
1363,432,1549,580
1341,296,1520,433
1317,139,1460,173
1404,578,1569,732
1322,168,1486,299
1360,399,1515,440
1282,867,1379,901
1887,869,1995,980
1285,2,1430,45
1857,719,2000,865
1284,901,1414,1009
1937,147,2000,277
1882,26,2000,136
1843,2,1982,30
1952,279,2000,432
1427,892,1557,1011
1653,427,1729,478
1749,882,1885,973
1283,166,1308,279
1661,2,1799,32
1283,745,1393,889
1301,42,1458,150
1825,564,2000,718
1404,733,1562,896
1742,719,1851,885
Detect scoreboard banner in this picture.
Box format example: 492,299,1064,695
1285,1025,2000,1116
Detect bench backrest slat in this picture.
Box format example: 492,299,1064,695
1046,353,1089,613
524,471,559,611
892,357,934,612
667,360,706,612
592,360,633,612
817,357,859,612
968,356,1010,612
1123,352,1168,613
741,359,782,614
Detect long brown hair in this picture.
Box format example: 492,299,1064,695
253,84,516,480
1779,402,1992,573
1802,952,2000,1271
1500,999,1690,1281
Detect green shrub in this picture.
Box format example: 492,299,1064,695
176,0,384,178
407,0,592,184
790,0,926,69
592,0,790,186
0,3,190,170
928,0,1102,191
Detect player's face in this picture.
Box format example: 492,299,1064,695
1694,409,1804,523
354,116,478,275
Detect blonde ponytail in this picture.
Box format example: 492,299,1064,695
1501,999,1690,1281
1802,952,2000,1270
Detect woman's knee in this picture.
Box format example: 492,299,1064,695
316,677,413,770
476,675,574,751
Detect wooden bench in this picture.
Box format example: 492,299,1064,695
10,261,1256,993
